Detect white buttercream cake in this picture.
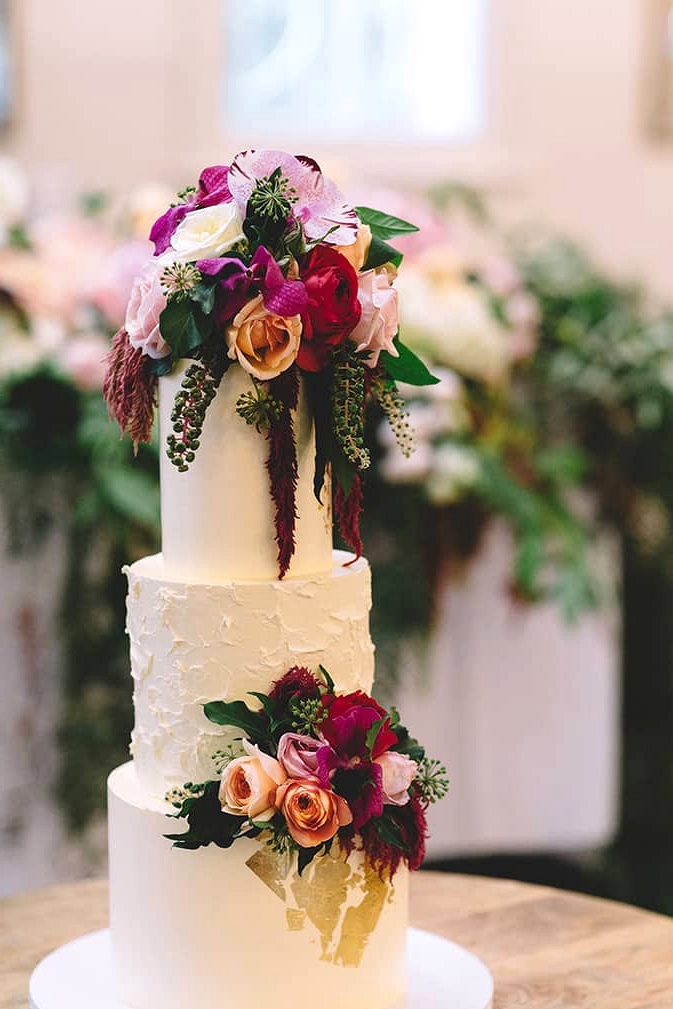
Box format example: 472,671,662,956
107,372,409,1009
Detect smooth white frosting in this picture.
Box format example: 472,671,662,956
159,363,333,581
108,762,408,1009
126,551,375,796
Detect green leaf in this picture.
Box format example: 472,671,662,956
376,814,410,853
160,299,210,357
318,665,335,693
203,700,268,741
247,691,279,721
355,206,419,240
146,355,174,377
363,236,403,271
381,336,440,386
97,467,160,528
366,717,387,755
190,282,218,315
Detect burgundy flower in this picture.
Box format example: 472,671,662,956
331,761,384,832
268,666,322,708
149,165,232,255
297,246,361,371
321,691,398,759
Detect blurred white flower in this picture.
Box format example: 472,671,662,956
379,437,433,484
426,443,481,505
398,264,509,385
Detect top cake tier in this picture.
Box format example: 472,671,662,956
159,363,333,582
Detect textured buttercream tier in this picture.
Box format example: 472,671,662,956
159,363,333,581
108,762,407,1009
126,551,375,796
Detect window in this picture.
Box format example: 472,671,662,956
223,0,485,142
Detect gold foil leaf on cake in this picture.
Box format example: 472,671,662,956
245,848,293,903
285,907,306,931
290,849,352,960
334,858,389,967
245,844,390,967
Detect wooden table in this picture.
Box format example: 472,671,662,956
2,872,672,1008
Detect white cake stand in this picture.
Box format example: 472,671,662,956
29,926,493,1009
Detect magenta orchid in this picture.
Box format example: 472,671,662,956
149,165,232,255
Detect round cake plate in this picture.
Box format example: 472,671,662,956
29,926,494,1009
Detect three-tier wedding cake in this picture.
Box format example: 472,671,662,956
102,150,447,1009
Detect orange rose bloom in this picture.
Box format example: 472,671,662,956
275,779,353,848
225,294,301,380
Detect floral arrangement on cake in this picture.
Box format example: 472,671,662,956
104,150,437,577
165,666,448,877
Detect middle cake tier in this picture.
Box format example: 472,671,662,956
127,550,375,796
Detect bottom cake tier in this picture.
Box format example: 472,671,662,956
108,762,409,1009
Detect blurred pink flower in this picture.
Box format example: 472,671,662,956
58,332,109,390
87,239,153,329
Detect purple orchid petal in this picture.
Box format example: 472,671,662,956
196,256,247,277
149,205,188,255
250,246,307,316
197,165,232,208
263,280,307,317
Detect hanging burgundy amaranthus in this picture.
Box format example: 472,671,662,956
103,329,157,451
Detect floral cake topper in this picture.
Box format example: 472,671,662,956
104,150,438,577
165,665,448,878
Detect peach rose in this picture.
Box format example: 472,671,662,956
349,269,399,368
275,779,352,848
375,751,417,806
219,740,287,822
334,223,372,272
225,294,301,380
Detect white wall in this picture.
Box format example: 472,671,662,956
4,0,672,295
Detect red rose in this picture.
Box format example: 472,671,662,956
297,246,362,371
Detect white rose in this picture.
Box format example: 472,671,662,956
170,202,245,261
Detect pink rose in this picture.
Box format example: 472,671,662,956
219,740,287,822
375,751,417,806
349,269,399,368
125,262,170,359
277,732,323,779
